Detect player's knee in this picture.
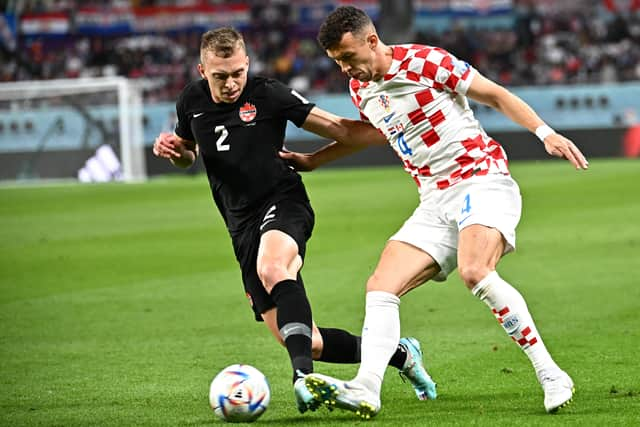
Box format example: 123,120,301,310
257,261,288,291
366,272,399,294
458,263,491,289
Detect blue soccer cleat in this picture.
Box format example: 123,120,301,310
398,337,437,400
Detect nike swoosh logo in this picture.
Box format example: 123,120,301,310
193,112,204,118
458,215,472,226
383,113,395,123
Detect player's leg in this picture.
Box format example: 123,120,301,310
257,229,313,381
355,240,439,395
257,229,324,413
306,240,441,418
300,265,412,371
306,200,455,417
455,176,573,413
256,196,413,373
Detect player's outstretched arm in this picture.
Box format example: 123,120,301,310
466,73,589,170
153,132,198,169
282,107,387,171
280,140,359,171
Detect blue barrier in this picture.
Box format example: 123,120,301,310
0,82,638,152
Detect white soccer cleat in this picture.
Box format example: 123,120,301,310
305,373,381,420
539,369,575,413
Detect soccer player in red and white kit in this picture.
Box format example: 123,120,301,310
281,6,589,418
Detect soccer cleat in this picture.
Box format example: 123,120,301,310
305,373,380,420
294,376,322,413
398,337,437,400
538,369,575,413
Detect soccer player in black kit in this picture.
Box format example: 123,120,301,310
152,27,436,413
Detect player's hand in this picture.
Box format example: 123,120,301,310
543,133,589,170
153,132,186,160
279,150,316,172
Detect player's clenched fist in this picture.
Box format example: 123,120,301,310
153,131,197,168
153,132,181,159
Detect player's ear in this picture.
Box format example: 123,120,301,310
197,63,206,79
367,33,378,50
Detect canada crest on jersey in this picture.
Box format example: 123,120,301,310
239,102,257,122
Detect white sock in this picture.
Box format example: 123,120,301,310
472,271,559,377
353,291,400,396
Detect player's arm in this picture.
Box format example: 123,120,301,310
282,106,387,171
152,131,198,169
466,73,589,170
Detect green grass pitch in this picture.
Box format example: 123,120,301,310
1,158,639,426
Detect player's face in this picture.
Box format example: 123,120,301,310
199,48,249,104
326,31,381,82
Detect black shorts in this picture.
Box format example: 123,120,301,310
230,189,315,321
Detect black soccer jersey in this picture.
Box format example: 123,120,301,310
174,76,315,232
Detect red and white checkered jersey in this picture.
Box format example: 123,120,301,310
350,44,510,193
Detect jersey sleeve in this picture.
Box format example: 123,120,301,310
416,46,476,95
174,90,195,141
265,79,315,127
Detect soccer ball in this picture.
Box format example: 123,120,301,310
209,364,271,423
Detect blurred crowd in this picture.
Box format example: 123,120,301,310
1,0,639,102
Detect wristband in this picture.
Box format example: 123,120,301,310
535,124,555,142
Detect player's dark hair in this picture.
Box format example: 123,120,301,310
200,27,246,60
317,6,373,50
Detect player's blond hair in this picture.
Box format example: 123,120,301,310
200,27,246,62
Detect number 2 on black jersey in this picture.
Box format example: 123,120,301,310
214,125,229,151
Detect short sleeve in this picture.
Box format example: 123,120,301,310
417,47,476,95
264,79,315,128
174,91,194,141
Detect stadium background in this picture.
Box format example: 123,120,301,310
0,0,639,180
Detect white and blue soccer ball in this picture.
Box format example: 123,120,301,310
209,364,271,423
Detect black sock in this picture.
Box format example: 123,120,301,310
318,327,408,369
388,343,408,369
270,279,313,383
317,328,361,363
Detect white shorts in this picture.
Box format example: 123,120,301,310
389,174,522,282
